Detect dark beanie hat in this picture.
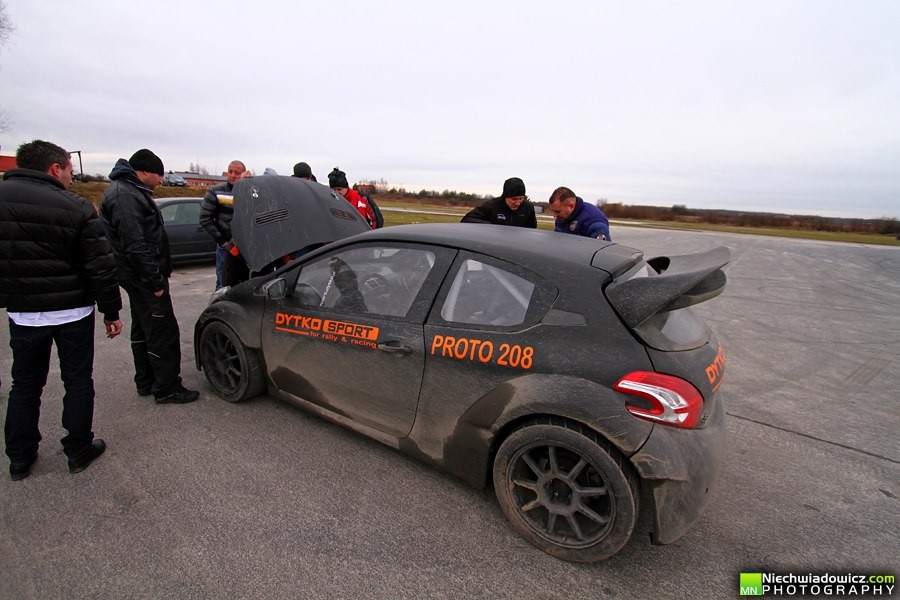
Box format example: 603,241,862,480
293,162,314,178
502,177,526,198
328,167,349,189
129,149,164,176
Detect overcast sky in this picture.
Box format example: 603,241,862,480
1,0,898,218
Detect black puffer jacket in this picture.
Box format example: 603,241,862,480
199,181,235,245
460,196,538,228
0,169,122,319
99,159,171,289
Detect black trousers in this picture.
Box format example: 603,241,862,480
121,279,183,398
5,313,96,463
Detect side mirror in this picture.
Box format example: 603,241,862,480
261,278,286,300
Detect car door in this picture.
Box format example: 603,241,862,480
159,200,214,259
413,251,558,448
260,242,456,437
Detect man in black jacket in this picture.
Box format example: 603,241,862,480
199,159,247,289
100,149,199,405
0,139,123,480
461,177,537,228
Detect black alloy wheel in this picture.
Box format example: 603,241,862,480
493,420,638,562
199,321,266,402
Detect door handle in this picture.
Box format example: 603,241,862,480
377,341,412,354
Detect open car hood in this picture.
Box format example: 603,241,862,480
231,176,371,271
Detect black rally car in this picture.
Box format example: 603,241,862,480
194,176,730,562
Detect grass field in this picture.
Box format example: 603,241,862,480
376,201,900,245
623,221,900,245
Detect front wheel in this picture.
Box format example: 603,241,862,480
493,420,639,562
199,321,266,402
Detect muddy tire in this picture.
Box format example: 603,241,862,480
493,419,639,562
199,321,266,402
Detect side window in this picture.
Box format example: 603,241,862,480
160,202,200,225
160,204,178,224
441,259,535,326
175,202,201,225
292,246,437,318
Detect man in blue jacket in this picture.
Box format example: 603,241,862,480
548,186,611,241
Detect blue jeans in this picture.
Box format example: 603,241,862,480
215,245,229,289
5,314,96,463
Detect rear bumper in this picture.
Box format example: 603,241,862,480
628,391,726,544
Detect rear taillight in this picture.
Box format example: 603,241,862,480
614,371,703,429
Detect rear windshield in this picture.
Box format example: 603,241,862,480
614,263,711,351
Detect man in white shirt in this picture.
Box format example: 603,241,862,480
0,139,123,480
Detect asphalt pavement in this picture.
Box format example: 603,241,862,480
1,227,898,599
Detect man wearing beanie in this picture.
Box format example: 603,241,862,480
0,139,123,479
100,149,199,405
461,177,537,228
200,159,248,289
292,161,316,182
328,167,380,228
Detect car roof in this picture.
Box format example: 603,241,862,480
329,223,640,273
154,197,199,204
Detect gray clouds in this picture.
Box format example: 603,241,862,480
1,0,898,217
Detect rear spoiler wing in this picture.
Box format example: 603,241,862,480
604,246,731,328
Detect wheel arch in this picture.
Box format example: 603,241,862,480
193,301,263,370
488,414,639,486
439,374,653,488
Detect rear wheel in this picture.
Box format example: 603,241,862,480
199,321,266,402
493,420,639,562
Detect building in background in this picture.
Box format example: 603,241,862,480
0,154,16,175
175,172,226,188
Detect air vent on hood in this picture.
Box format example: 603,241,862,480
254,209,290,226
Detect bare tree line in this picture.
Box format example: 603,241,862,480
0,1,13,133
599,203,899,235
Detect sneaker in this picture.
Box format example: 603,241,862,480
136,387,153,396
10,454,37,481
68,439,106,474
155,388,199,404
